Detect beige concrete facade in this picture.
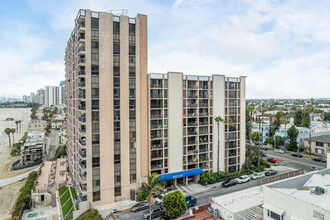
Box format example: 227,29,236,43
65,9,147,206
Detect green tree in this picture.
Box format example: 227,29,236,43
281,115,290,145
141,173,165,203
4,128,12,148
273,111,283,131
247,104,255,145
301,110,310,127
162,191,187,219
265,136,284,147
287,126,299,152
241,157,252,172
214,116,235,174
251,131,260,144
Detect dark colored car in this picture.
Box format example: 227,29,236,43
222,179,237,188
263,152,267,157
290,153,302,158
311,167,319,171
312,157,326,163
131,202,149,212
267,157,279,163
265,169,278,176
159,213,171,220
260,146,268,150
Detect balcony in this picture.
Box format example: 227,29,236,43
78,34,85,42
79,150,86,158
80,173,87,182
151,84,162,88
79,115,86,123
79,183,87,193
79,162,86,170
188,149,198,155
187,112,197,118
78,23,85,33
78,70,85,76
200,112,208,117
78,105,86,111
78,81,86,88
151,163,163,170
151,113,163,119
78,58,85,65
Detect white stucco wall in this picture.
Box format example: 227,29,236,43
168,72,183,173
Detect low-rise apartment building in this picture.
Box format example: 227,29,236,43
20,131,45,165
304,134,330,156
29,119,47,132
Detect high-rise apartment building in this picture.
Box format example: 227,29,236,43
65,9,245,206
44,84,65,108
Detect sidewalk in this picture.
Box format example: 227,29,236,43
0,167,40,187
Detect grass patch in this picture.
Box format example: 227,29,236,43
60,190,70,206
70,187,77,200
58,186,67,195
62,199,73,217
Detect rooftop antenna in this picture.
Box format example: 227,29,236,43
108,9,128,16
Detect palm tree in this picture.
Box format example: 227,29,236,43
15,120,19,133
257,103,269,149
4,128,12,148
11,129,16,144
141,173,165,203
281,116,290,147
214,116,235,174
247,104,255,145
256,117,264,167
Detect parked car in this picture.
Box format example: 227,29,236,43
267,157,279,164
236,175,250,184
155,194,165,205
290,153,302,158
142,205,165,219
265,169,278,176
131,202,149,212
274,149,284,154
260,146,268,150
263,152,267,157
311,167,319,171
251,173,265,180
222,179,237,187
159,213,171,220
312,157,326,163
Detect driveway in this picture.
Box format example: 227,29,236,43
0,167,39,187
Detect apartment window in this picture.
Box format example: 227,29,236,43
91,18,99,29
113,21,120,33
91,41,99,48
92,111,99,122
316,142,324,147
93,179,100,187
114,154,120,164
91,53,99,61
267,210,283,220
114,43,120,54
91,30,99,40
129,23,135,34
93,191,101,201
113,33,120,43
92,100,99,110
114,55,120,67
91,65,99,75
129,35,135,44
92,157,100,168
129,56,136,63
114,67,120,76
129,45,135,55
92,123,99,133
91,88,99,98
115,187,121,197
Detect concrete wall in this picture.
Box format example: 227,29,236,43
168,72,183,173
212,75,225,172
239,76,246,168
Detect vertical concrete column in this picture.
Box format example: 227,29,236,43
212,75,225,172
240,76,247,169
168,72,183,173
99,12,114,204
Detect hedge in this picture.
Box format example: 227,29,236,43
77,209,102,220
12,172,37,217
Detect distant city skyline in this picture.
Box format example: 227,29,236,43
1,0,330,98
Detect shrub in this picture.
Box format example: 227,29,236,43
53,145,67,160
12,172,37,217
162,191,187,219
136,191,148,201
10,148,20,157
77,209,102,220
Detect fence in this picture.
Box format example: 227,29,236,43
11,159,42,170
18,198,32,220
257,169,304,185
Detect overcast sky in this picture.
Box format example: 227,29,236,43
0,0,330,99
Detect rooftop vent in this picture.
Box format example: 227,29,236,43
314,186,326,195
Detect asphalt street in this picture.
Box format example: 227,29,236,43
263,150,327,172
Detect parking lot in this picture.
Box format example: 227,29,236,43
113,208,163,220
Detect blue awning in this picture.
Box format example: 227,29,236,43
158,168,203,181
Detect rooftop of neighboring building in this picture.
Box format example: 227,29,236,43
304,134,330,143
55,157,69,184
211,186,264,213
268,169,330,210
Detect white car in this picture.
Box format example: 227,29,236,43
251,173,265,180
236,175,250,184
274,149,284,154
